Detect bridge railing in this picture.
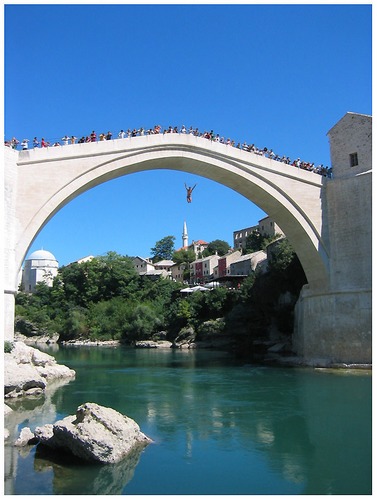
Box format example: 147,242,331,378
6,125,332,178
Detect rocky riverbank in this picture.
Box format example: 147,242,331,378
4,341,76,399
4,341,153,486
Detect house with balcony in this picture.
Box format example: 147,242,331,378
154,260,174,275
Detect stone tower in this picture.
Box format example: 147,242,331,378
182,221,188,248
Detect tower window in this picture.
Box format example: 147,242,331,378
350,152,358,167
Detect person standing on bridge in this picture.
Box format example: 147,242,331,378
185,183,197,203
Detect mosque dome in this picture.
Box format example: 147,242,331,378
22,249,59,293
27,249,57,261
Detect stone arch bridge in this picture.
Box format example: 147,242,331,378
4,115,372,365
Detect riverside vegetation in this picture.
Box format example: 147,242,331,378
14,238,306,359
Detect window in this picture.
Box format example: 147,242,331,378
350,152,358,167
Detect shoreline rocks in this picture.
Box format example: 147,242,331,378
4,341,75,399
135,340,172,349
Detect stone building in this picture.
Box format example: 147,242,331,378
213,250,242,279
233,216,283,251
229,250,267,276
170,263,186,282
190,254,220,283
132,256,155,274
154,260,174,273
21,249,59,293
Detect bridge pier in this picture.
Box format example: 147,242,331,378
293,112,372,366
4,292,16,342
293,286,372,365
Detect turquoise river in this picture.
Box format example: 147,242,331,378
4,346,372,495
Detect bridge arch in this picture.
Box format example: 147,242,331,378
13,134,329,292
6,115,372,364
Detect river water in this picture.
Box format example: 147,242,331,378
4,346,372,495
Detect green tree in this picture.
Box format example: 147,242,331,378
88,297,132,340
172,248,196,265
245,230,264,253
267,239,295,273
245,230,283,254
59,252,138,306
123,303,164,342
203,239,230,257
60,307,89,340
165,298,193,337
151,236,176,262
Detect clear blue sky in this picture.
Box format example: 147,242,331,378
4,3,372,266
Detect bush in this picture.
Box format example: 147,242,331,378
15,316,39,336
196,318,225,340
4,341,14,353
60,307,89,341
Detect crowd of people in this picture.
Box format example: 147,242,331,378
5,124,332,178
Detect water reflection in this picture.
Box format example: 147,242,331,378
4,377,75,495
33,443,147,495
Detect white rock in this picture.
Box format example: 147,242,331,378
4,356,46,397
15,427,36,447
4,341,75,398
35,402,152,463
4,404,13,416
34,424,54,443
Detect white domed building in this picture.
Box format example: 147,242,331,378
22,249,59,293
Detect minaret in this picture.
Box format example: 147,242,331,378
182,221,188,248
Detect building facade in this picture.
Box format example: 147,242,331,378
258,216,283,239
215,250,242,279
190,254,220,283
154,260,174,274
170,263,186,282
132,256,155,274
229,250,267,276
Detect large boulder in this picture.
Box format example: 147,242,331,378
35,402,152,464
4,356,46,398
172,326,196,348
4,342,75,398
